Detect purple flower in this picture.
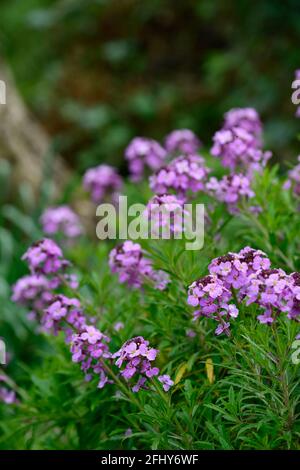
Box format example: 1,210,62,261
0,387,17,405
125,137,167,182
0,377,17,405
114,322,124,332
206,173,255,213
80,325,103,345
40,205,83,238
70,325,111,388
149,154,210,198
164,129,202,154
83,164,122,204
114,336,162,392
22,238,69,275
158,374,174,392
124,428,133,437
145,194,187,236
224,108,262,143
132,377,147,393
186,328,197,338
242,268,292,323
42,295,85,335
211,125,271,175
215,321,231,336
109,241,170,290
283,156,300,197
148,269,171,291
63,273,79,290
11,274,52,319
208,247,271,290
187,274,237,336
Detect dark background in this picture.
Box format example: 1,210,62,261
1,0,300,173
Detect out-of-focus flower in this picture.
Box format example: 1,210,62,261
211,126,271,175
109,241,170,290
0,387,16,405
145,194,186,236
63,273,79,290
109,241,150,288
164,129,202,154
125,137,167,182
83,164,122,204
40,205,83,238
206,174,255,213
114,322,124,332
0,377,17,405
283,156,300,197
22,238,69,275
148,269,171,291
124,428,133,437
150,154,210,197
186,328,197,338
11,274,52,319
224,108,262,143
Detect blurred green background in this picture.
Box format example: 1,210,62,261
1,0,300,174
0,0,300,445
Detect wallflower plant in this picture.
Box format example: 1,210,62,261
2,108,300,451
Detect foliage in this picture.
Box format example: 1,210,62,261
1,154,300,449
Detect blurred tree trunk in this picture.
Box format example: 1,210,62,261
0,59,70,199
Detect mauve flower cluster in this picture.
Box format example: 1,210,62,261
206,174,255,213
145,194,186,235
224,108,262,143
109,241,170,290
190,246,300,332
242,269,300,324
209,247,270,290
188,247,272,335
187,274,238,336
83,164,122,204
113,336,173,392
71,325,112,389
40,205,83,238
11,274,53,321
211,126,271,175
42,294,85,336
125,137,167,182
286,272,300,320
241,268,292,324
164,129,202,155
283,156,300,197
13,239,78,322
149,154,210,197
22,238,69,275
